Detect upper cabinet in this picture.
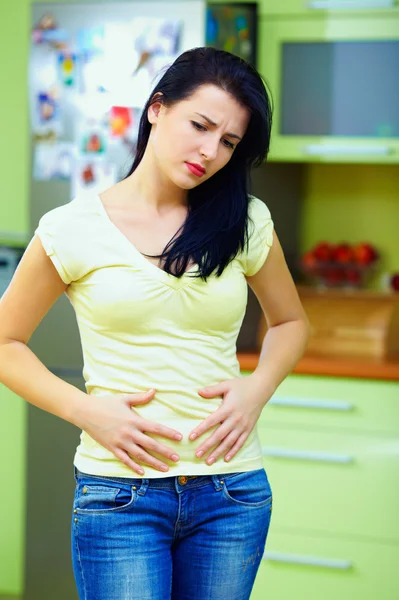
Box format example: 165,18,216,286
260,0,399,16
259,13,399,163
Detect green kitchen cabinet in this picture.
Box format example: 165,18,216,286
251,531,399,600
258,14,399,163
0,385,27,596
258,425,399,542
260,0,399,16
242,371,399,599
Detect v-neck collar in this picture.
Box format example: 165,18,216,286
94,193,199,291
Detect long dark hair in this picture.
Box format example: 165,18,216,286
124,47,273,280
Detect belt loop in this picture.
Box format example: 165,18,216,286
137,478,149,496
211,475,224,491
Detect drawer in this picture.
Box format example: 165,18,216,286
251,531,399,600
251,374,399,435
257,426,399,543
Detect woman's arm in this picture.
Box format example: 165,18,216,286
0,236,88,426
188,230,310,465
245,230,310,400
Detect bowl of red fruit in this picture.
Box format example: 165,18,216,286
301,241,380,289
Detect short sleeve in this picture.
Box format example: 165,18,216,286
244,196,274,276
34,200,84,285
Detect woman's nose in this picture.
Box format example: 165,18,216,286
200,138,219,161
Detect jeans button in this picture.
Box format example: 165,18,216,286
178,476,188,485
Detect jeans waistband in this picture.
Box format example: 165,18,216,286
74,467,241,490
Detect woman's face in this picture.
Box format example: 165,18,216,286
147,84,250,189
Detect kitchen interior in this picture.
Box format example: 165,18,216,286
0,0,398,599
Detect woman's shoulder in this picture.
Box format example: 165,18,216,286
248,195,272,221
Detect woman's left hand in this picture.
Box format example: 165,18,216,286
189,374,272,465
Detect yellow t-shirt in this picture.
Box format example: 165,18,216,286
35,192,274,478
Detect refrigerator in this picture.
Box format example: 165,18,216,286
27,2,205,599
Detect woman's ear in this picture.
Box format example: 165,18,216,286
147,93,164,125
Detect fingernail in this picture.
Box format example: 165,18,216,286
190,433,197,440
138,468,144,475
160,465,169,472
207,457,215,465
174,434,183,441
171,454,179,462
196,450,204,458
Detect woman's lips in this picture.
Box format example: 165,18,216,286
186,162,206,177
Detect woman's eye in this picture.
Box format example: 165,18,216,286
191,121,207,131
222,139,235,150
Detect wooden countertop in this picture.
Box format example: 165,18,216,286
237,352,399,381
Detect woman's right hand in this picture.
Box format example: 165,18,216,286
77,389,182,475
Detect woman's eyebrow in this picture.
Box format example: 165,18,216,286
194,112,242,140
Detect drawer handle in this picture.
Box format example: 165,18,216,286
263,551,352,570
269,396,354,411
303,144,391,156
307,0,394,9
262,447,353,464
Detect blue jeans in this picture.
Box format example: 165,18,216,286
71,467,272,600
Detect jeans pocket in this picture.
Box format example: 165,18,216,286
221,469,272,508
75,482,137,514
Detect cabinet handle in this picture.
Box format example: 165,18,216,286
262,447,354,464
307,0,394,9
263,551,352,570
303,144,392,156
269,396,354,411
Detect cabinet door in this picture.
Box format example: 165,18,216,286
252,374,399,436
257,425,399,543
251,531,399,600
0,385,27,595
261,0,399,16
258,15,399,163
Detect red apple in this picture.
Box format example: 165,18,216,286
326,266,343,286
353,243,379,266
345,267,361,286
313,242,333,262
302,251,317,269
332,243,354,264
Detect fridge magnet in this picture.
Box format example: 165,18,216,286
32,13,69,50
78,123,108,155
33,141,74,181
71,159,117,200
32,87,63,138
109,106,134,138
58,52,77,87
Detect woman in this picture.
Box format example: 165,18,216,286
0,48,309,599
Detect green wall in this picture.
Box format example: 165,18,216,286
301,164,399,277
0,0,29,596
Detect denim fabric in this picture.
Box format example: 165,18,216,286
71,467,273,600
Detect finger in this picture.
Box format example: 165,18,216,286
134,431,180,463
194,420,234,458
113,448,145,475
141,420,183,441
189,409,228,441
124,389,156,405
224,431,249,462
203,430,242,465
125,443,171,473
198,381,230,398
